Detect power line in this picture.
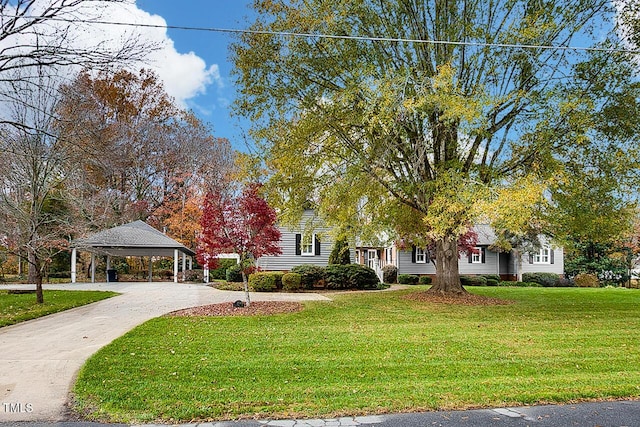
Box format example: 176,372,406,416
4,14,640,55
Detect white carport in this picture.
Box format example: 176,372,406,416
70,220,196,283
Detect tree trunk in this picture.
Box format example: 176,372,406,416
428,236,467,295
28,250,44,304
241,269,251,307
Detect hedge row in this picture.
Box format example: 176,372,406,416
522,272,563,287
398,274,432,285
239,264,381,292
290,264,381,290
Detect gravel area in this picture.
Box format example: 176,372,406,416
167,301,304,317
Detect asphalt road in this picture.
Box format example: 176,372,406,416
1,400,640,426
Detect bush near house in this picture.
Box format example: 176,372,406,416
398,274,419,285
522,272,562,287
498,281,541,287
291,265,326,289
460,275,487,286
324,264,379,290
419,276,432,285
282,273,302,291
481,274,501,286
575,273,600,288
248,272,278,292
210,259,238,280
382,265,398,284
226,264,243,282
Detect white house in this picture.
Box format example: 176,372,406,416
256,210,564,281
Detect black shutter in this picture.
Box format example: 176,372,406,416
550,249,554,264
529,253,534,264
295,234,301,255
481,247,486,264
411,246,416,263
315,234,321,255
468,249,473,263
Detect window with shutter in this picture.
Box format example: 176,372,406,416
301,234,314,256
471,247,482,264
534,246,551,264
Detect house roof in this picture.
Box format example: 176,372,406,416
72,220,195,257
474,224,498,246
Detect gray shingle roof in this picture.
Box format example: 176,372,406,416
72,220,195,257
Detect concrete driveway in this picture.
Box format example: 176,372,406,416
0,282,330,422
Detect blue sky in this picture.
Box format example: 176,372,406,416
134,0,256,150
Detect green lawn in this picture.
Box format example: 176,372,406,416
73,287,640,423
0,289,118,327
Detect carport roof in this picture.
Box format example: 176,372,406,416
71,220,196,257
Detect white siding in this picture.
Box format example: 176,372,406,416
256,210,333,271
520,247,564,275
397,247,503,276
459,249,501,275
397,249,436,275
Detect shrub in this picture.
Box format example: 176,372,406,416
559,277,575,287
460,275,487,286
347,264,379,289
291,264,326,289
481,274,501,282
214,281,246,291
382,265,398,284
575,273,599,288
511,281,541,287
210,259,238,280
328,237,351,265
158,269,174,280
249,272,278,292
282,273,303,291
419,276,432,285
226,264,243,282
398,274,419,285
183,269,203,282
485,278,499,286
272,272,285,289
324,264,379,289
522,272,561,287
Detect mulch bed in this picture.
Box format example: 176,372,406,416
403,291,515,306
167,301,304,317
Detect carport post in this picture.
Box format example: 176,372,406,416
182,252,187,281
148,256,153,282
90,253,96,283
173,249,179,283
71,248,77,283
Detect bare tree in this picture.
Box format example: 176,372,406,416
0,69,74,303
0,0,154,128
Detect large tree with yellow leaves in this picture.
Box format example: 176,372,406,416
232,0,640,295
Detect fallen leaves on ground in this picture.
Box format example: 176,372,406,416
403,291,515,306
167,301,304,317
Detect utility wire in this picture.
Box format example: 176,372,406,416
3,14,640,55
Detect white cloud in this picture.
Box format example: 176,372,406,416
97,2,221,106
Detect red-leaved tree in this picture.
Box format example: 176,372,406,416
197,183,281,305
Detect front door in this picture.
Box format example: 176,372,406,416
367,249,377,270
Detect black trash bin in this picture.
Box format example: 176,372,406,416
106,269,118,282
